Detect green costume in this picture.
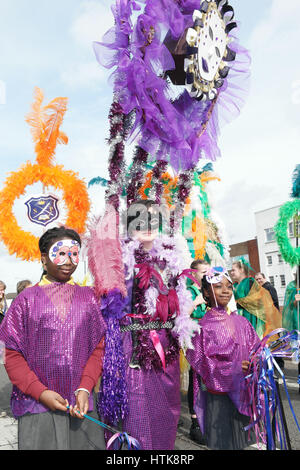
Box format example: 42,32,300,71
282,280,299,331
188,283,206,320
233,278,265,338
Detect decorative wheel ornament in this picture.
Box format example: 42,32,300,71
0,88,90,262
179,2,236,101
274,199,300,267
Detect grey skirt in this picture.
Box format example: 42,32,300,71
18,399,105,451
203,392,255,450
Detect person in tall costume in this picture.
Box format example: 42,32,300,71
89,0,251,449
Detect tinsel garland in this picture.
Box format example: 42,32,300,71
105,98,132,210
97,289,129,425
147,160,168,204
171,168,195,235
126,146,149,207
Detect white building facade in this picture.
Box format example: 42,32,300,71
255,204,297,307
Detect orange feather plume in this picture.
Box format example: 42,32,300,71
25,87,68,167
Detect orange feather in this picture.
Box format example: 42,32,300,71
25,87,68,167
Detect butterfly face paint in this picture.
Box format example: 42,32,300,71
205,266,233,308
49,239,80,266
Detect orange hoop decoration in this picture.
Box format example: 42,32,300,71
0,87,90,261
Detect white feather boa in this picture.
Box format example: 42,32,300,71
121,234,199,351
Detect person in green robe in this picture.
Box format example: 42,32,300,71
282,270,300,393
231,259,265,338
282,272,300,332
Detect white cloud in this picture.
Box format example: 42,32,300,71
61,61,107,89
249,0,300,50
59,1,113,89
70,0,114,48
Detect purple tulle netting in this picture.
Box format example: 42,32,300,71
93,0,251,171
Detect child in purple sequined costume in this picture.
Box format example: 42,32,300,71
0,227,107,450
186,267,260,450
98,200,199,450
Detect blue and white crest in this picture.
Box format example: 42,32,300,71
25,194,60,227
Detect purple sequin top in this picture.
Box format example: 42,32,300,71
186,307,260,416
0,283,106,418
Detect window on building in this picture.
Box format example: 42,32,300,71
289,220,300,237
278,254,283,264
269,276,275,287
265,227,275,242
280,275,286,287
267,255,272,265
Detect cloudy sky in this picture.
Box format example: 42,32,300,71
0,0,299,291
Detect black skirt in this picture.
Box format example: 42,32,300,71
203,392,255,450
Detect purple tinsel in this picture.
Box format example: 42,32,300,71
98,289,129,424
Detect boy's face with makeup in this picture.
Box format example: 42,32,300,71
41,238,80,283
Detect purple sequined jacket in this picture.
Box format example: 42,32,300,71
0,283,106,418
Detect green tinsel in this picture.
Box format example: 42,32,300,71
274,200,300,266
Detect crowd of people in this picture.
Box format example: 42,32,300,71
0,209,298,451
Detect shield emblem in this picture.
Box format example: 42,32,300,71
25,194,60,227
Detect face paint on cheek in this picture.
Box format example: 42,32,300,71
49,240,81,266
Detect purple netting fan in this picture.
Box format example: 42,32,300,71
93,0,251,172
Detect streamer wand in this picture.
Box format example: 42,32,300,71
66,406,141,450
